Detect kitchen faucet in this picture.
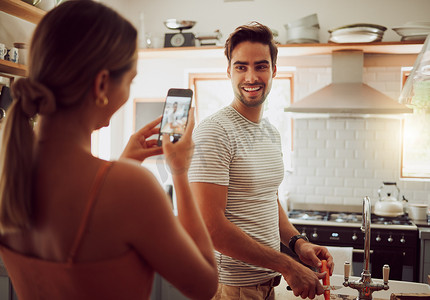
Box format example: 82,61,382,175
343,196,390,300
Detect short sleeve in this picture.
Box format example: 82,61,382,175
188,118,231,186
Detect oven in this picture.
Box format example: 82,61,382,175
283,209,419,282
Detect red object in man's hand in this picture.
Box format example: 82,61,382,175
321,260,330,300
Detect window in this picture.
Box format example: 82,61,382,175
400,69,430,179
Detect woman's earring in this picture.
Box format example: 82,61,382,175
95,96,109,107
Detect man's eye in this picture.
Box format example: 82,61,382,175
235,66,246,71
257,65,269,70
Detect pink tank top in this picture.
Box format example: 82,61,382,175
0,161,154,300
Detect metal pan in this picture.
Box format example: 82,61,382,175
164,19,196,31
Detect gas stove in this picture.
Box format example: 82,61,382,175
288,210,417,230
285,208,419,282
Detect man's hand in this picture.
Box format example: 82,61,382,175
295,242,334,275
282,260,325,299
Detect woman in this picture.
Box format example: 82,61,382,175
0,1,217,299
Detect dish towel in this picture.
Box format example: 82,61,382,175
325,246,353,275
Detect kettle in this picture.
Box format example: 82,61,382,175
374,182,404,217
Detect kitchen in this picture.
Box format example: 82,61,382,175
1,0,430,299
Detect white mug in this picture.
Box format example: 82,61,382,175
0,43,7,60
6,47,19,63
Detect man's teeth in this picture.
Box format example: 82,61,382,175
243,87,260,91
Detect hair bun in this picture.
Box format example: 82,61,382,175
11,78,56,118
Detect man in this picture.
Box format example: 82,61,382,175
189,22,333,300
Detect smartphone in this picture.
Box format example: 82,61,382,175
158,88,193,146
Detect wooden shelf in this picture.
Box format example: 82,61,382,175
0,0,45,24
139,41,424,59
0,59,27,77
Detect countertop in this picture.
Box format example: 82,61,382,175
413,217,430,228
274,274,430,299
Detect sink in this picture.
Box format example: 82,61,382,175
275,274,430,299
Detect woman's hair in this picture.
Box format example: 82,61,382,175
224,21,278,68
0,0,137,233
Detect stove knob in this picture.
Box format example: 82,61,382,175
400,236,406,243
312,231,318,238
388,236,393,243
376,235,381,242
352,233,358,241
301,231,307,237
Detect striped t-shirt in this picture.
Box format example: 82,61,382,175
189,106,284,286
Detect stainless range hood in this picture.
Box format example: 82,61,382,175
285,50,412,114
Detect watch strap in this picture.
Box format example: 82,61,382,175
288,234,309,254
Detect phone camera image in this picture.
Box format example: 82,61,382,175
158,88,193,146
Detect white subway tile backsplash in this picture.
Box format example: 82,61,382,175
315,186,335,196
285,66,429,206
317,130,336,139
296,148,317,158
306,176,326,186
335,149,355,159
334,187,354,197
356,130,375,140
364,159,384,169
316,168,335,177
354,168,375,178
326,158,345,168
297,185,316,194
335,168,355,177
308,119,326,130
309,139,326,149
296,166,316,176
346,140,364,150
327,119,346,130
326,140,346,149
345,159,364,168
325,177,344,187
316,148,335,158
375,71,398,82
366,120,386,130
346,120,366,130
345,178,365,187
308,158,326,168
336,130,355,140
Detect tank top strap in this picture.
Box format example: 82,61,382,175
67,161,114,264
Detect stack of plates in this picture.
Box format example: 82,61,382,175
392,21,430,41
284,14,320,44
328,23,387,43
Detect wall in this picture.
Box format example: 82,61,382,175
101,0,430,46
284,65,430,208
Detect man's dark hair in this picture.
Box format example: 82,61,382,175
224,21,278,67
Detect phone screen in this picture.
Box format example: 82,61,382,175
158,88,193,145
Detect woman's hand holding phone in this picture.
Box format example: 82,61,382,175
162,108,195,176
120,116,163,162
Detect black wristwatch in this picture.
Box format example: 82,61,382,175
289,234,309,254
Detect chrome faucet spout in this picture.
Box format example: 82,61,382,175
343,196,390,299
362,196,371,275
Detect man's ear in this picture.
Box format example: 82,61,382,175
227,65,231,79
272,64,277,78
93,69,110,100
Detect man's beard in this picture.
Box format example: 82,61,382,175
234,84,268,107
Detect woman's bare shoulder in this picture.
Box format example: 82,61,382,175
99,159,176,243
105,159,166,198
